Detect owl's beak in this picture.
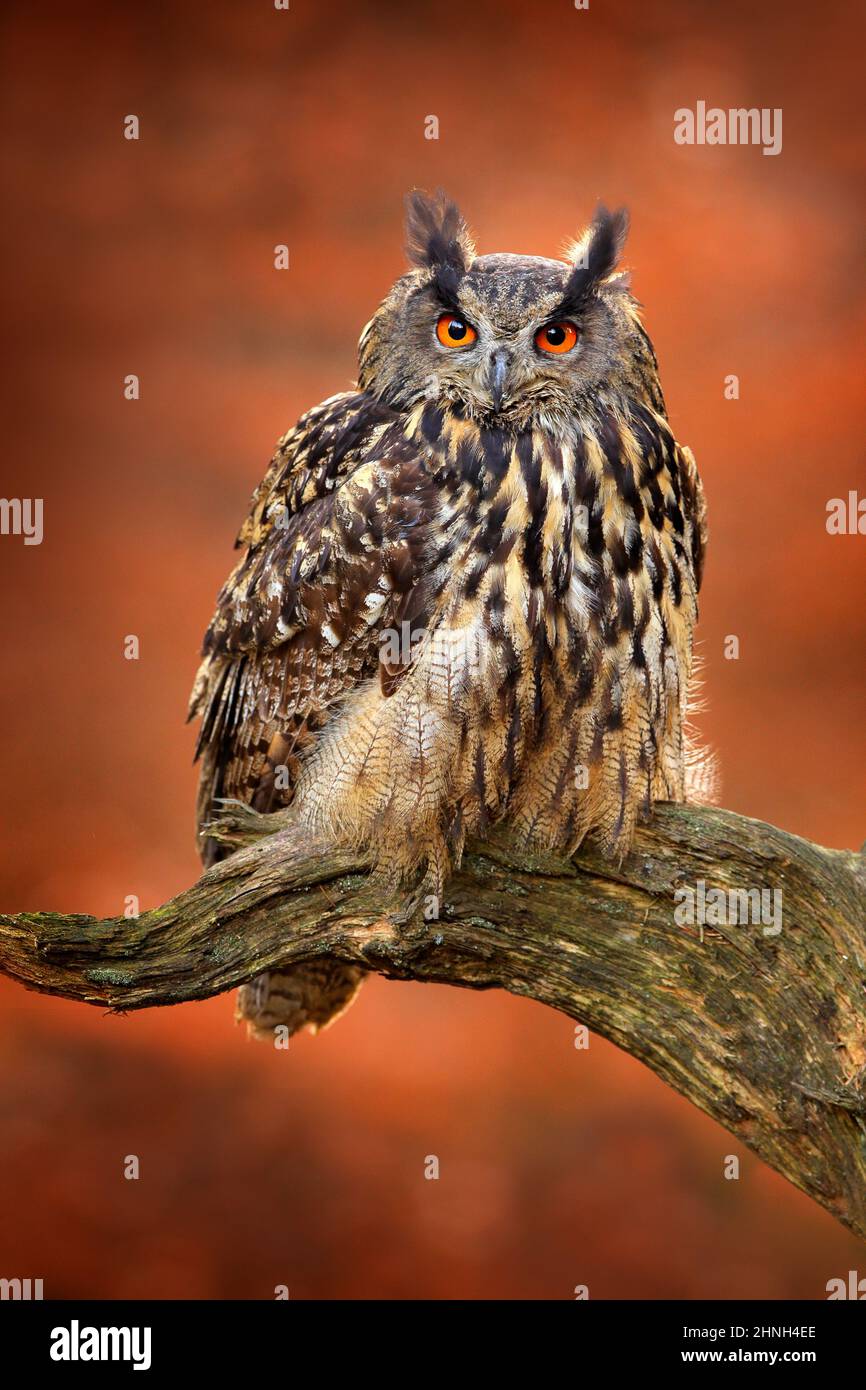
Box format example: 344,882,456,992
486,349,512,412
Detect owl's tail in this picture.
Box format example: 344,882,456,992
235,961,365,1041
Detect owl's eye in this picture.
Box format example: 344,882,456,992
535,320,579,354
436,312,477,349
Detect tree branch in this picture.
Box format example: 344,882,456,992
1,803,865,1238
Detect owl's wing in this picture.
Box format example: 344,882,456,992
189,390,439,852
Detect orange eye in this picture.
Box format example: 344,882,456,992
535,320,579,354
436,312,477,349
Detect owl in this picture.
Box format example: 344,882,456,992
190,191,708,1038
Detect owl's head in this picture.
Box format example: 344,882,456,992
358,191,663,430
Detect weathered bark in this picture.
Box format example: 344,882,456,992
1,802,864,1238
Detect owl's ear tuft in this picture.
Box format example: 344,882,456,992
559,204,630,314
404,189,475,299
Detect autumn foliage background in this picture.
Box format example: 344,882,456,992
1,0,864,1298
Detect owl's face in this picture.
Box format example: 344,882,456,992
358,192,662,430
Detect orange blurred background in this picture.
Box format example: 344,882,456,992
1,0,864,1298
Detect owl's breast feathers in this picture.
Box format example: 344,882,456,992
191,387,706,879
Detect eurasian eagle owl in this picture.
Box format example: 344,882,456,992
190,191,708,1038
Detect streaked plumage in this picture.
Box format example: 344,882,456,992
190,192,708,1037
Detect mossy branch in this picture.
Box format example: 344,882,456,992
1,803,865,1238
